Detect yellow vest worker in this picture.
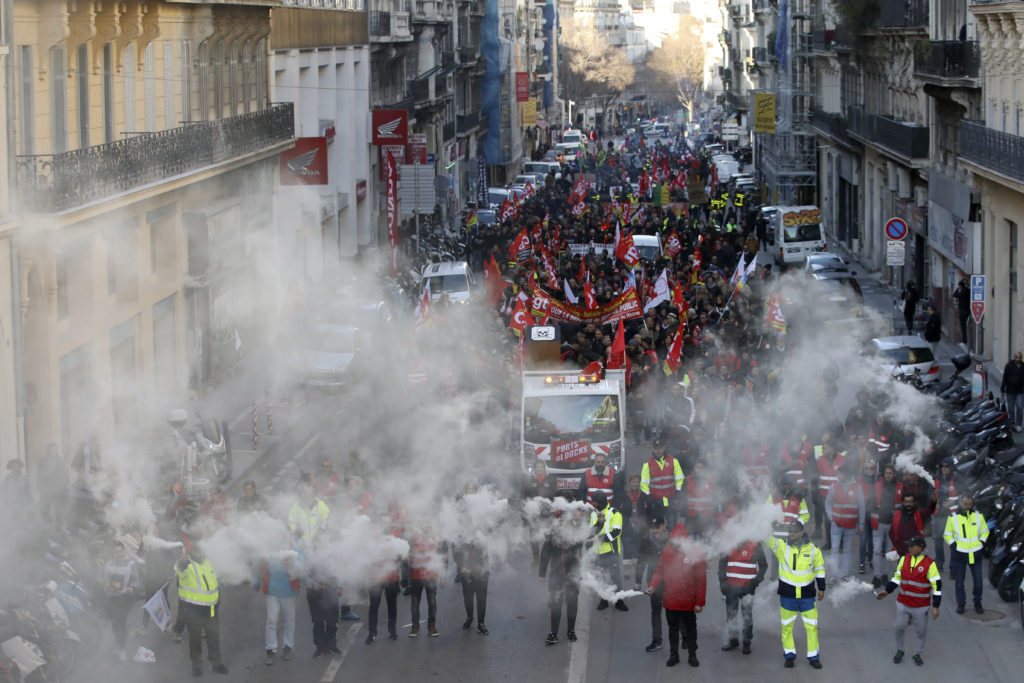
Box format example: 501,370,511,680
763,521,826,669
942,493,989,613
174,551,227,676
589,490,628,611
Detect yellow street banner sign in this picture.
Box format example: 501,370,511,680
522,99,537,126
754,92,775,134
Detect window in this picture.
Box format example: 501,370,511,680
18,46,33,155
50,46,68,154
164,41,175,126
197,42,208,121
103,43,114,142
144,43,155,131
124,43,136,131
153,295,177,393
77,45,89,148
150,217,177,279
57,252,69,319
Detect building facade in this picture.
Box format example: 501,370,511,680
12,0,294,465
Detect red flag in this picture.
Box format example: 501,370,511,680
483,254,504,307
577,257,587,283
583,278,597,310
522,181,535,199
672,281,685,312
385,152,399,274
638,171,650,195
530,221,544,246
662,327,684,375
664,229,683,258
581,360,603,377
614,224,640,267
607,319,626,370
508,296,534,337
509,227,531,262
415,280,432,332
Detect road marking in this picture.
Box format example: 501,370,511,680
322,622,361,682
566,591,592,683
293,433,321,464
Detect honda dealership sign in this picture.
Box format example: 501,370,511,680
372,109,409,145
280,137,328,185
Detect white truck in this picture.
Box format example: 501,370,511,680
519,326,628,489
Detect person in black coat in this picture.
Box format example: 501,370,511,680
1001,351,1024,432
901,281,919,334
539,492,586,646
924,304,941,350
953,278,970,346
635,516,671,652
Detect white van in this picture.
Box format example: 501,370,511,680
561,129,584,146
712,156,740,184
523,161,561,182
771,206,827,267
632,234,662,262
422,261,476,304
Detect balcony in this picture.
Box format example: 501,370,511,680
726,90,749,112
411,0,452,23
16,104,294,213
459,45,478,65
457,111,480,134
369,10,390,36
811,108,854,146
913,40,980,81
959,120,1024,184
846,106,929,160
370,10,412,42
753,46,770,65
880,0,928,29
443,121,456,141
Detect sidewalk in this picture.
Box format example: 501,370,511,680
827,238,1004,391
186,346,299,492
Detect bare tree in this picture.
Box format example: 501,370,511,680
646,15,706,118
560,18,636,123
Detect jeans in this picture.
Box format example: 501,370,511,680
367,581,399,638
410,578,438,627
859,516,873,567
596,553,623,593
950,550,984,607
548,575,579,634
1007,392,1023,429
724,592,753,643
265,594,296,652
307,586,339,652
665,609,698,655
872,523,893,580
460,572,489,624
931,515,948,571
106,595,133,650
649,588,663,641
183,602,222,666
830,522,857,577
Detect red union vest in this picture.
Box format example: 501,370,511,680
831,481,860,529
892,508,924,538
584,468,616,505
687,475,715,517
896,554,936,608
776,494,804,525
781,441,808,489
646,456,679,499
725,541,761,588
816,453,845,497
868,427,892,455
937,478,959,515
409,536,441,581
743,447,772,488
870,480,904,529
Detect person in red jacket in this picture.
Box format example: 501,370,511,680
646,523,707,668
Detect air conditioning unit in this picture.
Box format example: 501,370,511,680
897,168,911,199
914,186,928,208
886,162,898,192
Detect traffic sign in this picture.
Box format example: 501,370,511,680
885,217,908,241
970,274,986,324
885,240,905,266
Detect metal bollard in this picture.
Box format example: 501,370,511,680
252,403,259,450
265,387,273,435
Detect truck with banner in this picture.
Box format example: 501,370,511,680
519,326,628,490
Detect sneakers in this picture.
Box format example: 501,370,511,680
614,600,629,612
388,632,398,641
687,652,699,667
365,634,375,645
545,632,559,646
646,639,663,652
329,646,342,656
409,626,420,638
341,611,361,621
913,654,923,666
212,663,228,674
477,624,489,636
974,604,984,614
666,653,680,667
567,630,577,642
784,658,795,668
955,605,965,614
858,564,865,575
742,641,751,654
809,659,822,670
265,650,275,666
893,650,904,664
312,649,326,659
174,632,183,644
282,646,292,661
596,599,609,610
721,638,739,651
463,617,474,631
428,624,439,637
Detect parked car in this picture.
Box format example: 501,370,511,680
811,269,863,299
292,324,363,388
870,335,941,385
422,261,475,305
802,253,849,274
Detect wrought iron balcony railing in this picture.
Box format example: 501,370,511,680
959,120,1024,183
369,10,391,36
811,108,853,146
880,0,928,29
457,111,479,133
17,103,294,213
913,40,980,79
846,106,929,159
